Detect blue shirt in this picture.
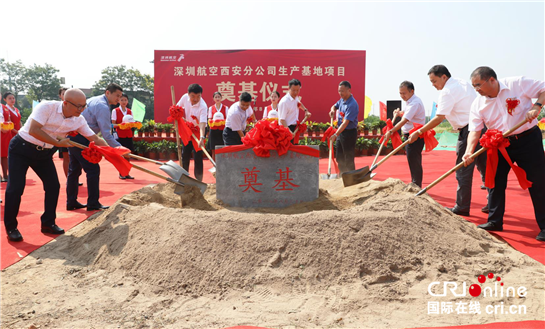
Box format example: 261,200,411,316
334,95,359,130
82,95,121,147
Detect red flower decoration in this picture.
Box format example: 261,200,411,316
339,112,345,118
167,105,185,122
505,98,520,116
242,120,294,157
81,143,103,164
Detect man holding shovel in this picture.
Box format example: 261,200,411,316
408,65,487,216
462,66,545,242
176,84,208,181
383,81,426,187
329,81,359,174
278,79,312,144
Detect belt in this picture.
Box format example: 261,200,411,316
457,125,468,131
506,126,538,141
16,135,52,151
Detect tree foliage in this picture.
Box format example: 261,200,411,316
0,59,30,108
26,63,61,102
92,65,154,120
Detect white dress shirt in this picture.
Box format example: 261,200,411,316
469,76,545,135
19,101,94,148
225,102,250,131
176,93,208,125
436,78,477,130
401,94,426,134
278,93,301,126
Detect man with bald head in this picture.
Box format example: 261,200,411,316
3,88,109,242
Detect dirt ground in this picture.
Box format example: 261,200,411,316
1,178,544,329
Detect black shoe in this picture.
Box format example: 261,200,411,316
119,175,126,180
66,201,87,211
536,230,545,242
480,185,487,190
0,177,7,183
7,229,23,242
446,206,470,216
481,205,489,213
41,224,65,235
124,175,135,179
87,204,109,211
78,182,83,186
477,222,503,232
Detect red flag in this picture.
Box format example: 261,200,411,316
379,101,387,121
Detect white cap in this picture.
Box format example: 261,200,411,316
122,114,135,123
212,112,225,120
267,109,278,119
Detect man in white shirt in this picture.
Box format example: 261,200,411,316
462,66,545,242
409,65,487,216
384,81,426,187
278,79,311,144
4,89,108,242
176,83,207,181
223,92,253,145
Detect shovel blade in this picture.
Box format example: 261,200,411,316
342,166,372,187
179,174,208,195
320,173,339,180
160,161,189,181
173,184,185,196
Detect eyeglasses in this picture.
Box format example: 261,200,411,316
473,78,490,90
66,100,87,111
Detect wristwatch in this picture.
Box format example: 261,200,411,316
534,102,543,109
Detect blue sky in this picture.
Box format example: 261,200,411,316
2,1,543,115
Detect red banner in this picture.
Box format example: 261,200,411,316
154,50,366,124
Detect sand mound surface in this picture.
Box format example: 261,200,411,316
2,179,544,329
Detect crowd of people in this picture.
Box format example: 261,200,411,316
1,66,544,243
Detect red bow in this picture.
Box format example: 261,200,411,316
505,98,519,116
409,123,438,152
339,112,345,118
479,129,532,189
293,120,307,143
81,142,132,177
168,106,201,151
66,131,78,137
321,127,339,174
379,119,402,149
167,105,185,121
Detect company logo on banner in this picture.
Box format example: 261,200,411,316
154,50,366,123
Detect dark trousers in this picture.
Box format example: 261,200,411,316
335,128,357,174
4,135,60,231
116,137,134,152
404,133,425,187
488,127,545,230
222,127,242,146
67,134,101,207
288,124,298,144
455,125,487,212
182,140,203,181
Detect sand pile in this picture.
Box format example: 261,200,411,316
2,178,544,329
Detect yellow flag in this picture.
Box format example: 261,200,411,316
364,96,372,119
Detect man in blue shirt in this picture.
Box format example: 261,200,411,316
329,81,359,174
66,83,123,211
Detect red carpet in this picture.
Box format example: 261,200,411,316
1,151,543,269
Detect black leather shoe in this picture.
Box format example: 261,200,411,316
446,206,470,216
480,185,487,190
481,205,489,213
66,201,87,211
7,229,23,242
477,222,503,232
78,182,83,186
536,230,545,242
119,175,126,180
87,204,109,211
41,224,65,235
125,175,135,179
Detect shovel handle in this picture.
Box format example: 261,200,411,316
373,139,410,171
171,86,183,163
127,153,164,165
67,141,184,187
416,119,528,197
291,115,310,139
371,138,386,168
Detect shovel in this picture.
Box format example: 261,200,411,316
415,119,528,197
342,139,410,187
320,117,338,180
67,141,207,195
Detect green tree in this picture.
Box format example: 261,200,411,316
0,59,29,108
26,63,62,102
92,65,154,120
